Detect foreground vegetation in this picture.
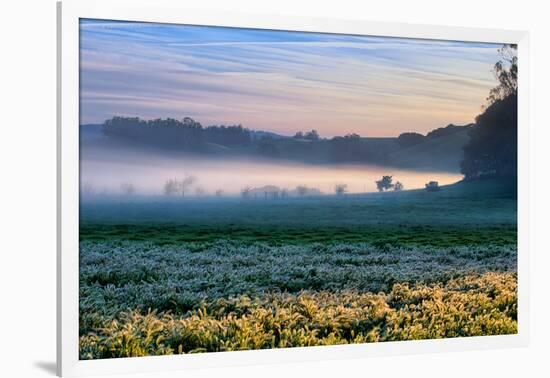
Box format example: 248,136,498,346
79,181,517,359
80,241,516,321
80,272,516,359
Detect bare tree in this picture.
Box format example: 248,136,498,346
164,178,179,196
120,182,136,195
334,183,348,196
179,174,196,197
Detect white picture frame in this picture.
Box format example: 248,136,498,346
57,1,530,376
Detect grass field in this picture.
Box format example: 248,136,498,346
79,179,517,359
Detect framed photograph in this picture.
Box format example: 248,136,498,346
57,1,529,376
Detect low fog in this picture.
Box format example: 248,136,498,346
80,143,462,197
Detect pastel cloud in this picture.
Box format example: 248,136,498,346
79,19,501,137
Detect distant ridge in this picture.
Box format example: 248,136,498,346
79,120,472,173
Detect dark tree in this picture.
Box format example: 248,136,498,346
304,130,320,141
204,124,251,146
334,183,348,196
461,94,517,180
425,181,440,192
460,44,517,181
102,116,251,152
487,44,518,105
375,175,394,192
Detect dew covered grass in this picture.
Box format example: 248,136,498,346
79,182,518,359
80,241,516,320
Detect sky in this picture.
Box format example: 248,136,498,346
79,19,502,137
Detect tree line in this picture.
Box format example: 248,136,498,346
102,116,252,151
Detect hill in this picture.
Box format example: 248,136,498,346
348,177,516,201
387,128,470,172
80,120,471,173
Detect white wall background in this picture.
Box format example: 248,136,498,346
1,0,548,377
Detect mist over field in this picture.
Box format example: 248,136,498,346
80,143,462,196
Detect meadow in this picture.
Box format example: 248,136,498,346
79,179,517,359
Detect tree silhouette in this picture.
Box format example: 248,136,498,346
461,44,517,181
425,181,440,192
179,174,196,197
163,179,179,196
102,116,251,152
304,130,320,141
334,183,348,196
487,44,517,105
375,176,394,192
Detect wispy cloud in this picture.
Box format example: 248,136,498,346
79,19,501,136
